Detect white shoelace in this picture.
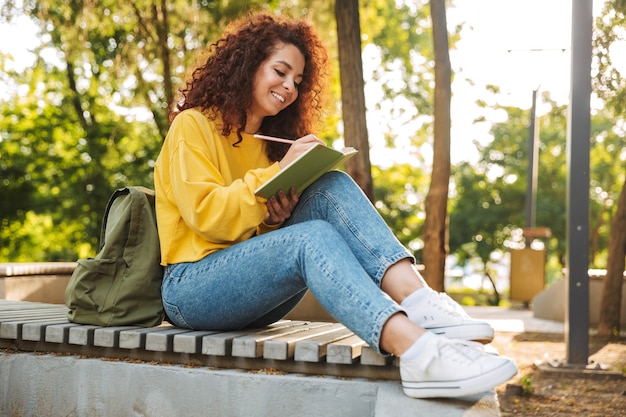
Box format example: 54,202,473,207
439,340,484,365
429,290,471,319
416,337,485,371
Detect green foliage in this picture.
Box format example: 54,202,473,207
1,0,439,262
2,0,622,276
520,375,534,397
590,0,626,269
0,1,186,260
449,91,624,282
449,95,568,282
0,52,161,260
361,0,433,109
588,107,626,267
372,162,429,258
460,296,476,306
593,0,626,116
2,0,324,262
360,0,459,104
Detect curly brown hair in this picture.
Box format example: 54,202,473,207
172,13,329,162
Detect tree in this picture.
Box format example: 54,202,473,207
598,180,626,337
373,163,429,251
0,0,455,266
0,0,270,261
588,110,626,266
358,0,460,282
448,86,626,309
421,0,451,291
449,95,569,288
593,0,626,117
594,0,626,337
334,0,374,200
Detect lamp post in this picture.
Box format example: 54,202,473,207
565,0,592,366
507,0,592,365
525,88,540,241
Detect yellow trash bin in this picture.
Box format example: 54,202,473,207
509,248,546,303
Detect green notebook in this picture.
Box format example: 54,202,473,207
255,144,358,198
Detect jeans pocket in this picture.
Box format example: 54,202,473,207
164,263,189,281
162,298,192,329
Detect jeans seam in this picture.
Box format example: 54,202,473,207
299,188,413,285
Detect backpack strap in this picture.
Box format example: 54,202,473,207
98,187,131,252
121,186,156,266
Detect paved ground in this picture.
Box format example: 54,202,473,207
465,306,565,334
465,306,626,417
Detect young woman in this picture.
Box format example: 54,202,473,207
154,12,517,399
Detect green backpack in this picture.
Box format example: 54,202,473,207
65,186,165,327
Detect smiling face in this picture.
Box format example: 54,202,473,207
246,42,305,133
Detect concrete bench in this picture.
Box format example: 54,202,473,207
0,263,501,416
0,262,392,379
0,262,77,304
0,299,395,380
532,269,626,325
0,299,501,417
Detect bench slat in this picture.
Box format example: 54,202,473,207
361,346,391,366
45,322,83,343
1,315,68,339
68,325,99,345
0,299,399,381
119,325,174,349
0,262,76,276
294,326,354,362
94,326,142,348
145,328,192,352
173,330,220,354
327,334,367,364
0,301,66,312
0,309,67,319
21,318,70,341
232,322,328,358
202,321,307,357
264,322,344,360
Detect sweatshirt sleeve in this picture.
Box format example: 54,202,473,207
164,112,280,244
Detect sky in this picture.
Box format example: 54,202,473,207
447,0,575,163
365,0,617,165
0,0,620,165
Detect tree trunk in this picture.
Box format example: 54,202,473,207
334,0,374,201
422,0,451,291
590,176,613,265
597,180,626,338
154,0,173,136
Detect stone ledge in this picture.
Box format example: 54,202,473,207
0,299,395,381
0,351,501,417
532,276,626,324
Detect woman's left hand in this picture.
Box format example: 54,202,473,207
264,188,299,225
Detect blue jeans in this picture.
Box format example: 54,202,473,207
161,170,413,353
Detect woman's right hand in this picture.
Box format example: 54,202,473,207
278,134,325,169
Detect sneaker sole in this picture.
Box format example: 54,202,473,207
402,358,518,399
424,323,495,344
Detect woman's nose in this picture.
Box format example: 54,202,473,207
282,78,294,91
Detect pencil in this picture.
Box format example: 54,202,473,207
253,134,294,144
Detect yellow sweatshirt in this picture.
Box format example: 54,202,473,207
154,109,282,265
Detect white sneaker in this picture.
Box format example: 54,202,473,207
400,335,518,398
457,339,500,356
405,289,494,343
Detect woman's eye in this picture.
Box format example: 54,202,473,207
275,68,300,89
